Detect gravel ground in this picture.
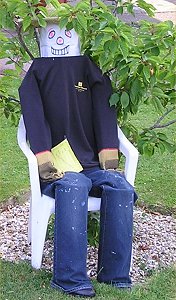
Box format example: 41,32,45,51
0,201,175,284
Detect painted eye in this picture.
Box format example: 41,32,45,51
65,30,72,38
48,30,55,39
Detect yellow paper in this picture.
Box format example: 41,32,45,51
51,139,83,173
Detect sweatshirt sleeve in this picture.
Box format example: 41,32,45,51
19,61,52,154
88,58,119,152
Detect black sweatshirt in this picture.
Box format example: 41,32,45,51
19,55,119,169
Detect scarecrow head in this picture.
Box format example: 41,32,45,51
39,24,80,57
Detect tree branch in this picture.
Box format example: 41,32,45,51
149,119,176,129
8,57,27,74
34,28,40,55
149,107,175,129
0,95,20,103
141,106,176,134
2,28,18,39
14,21,34,60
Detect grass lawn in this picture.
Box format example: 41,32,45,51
1,260,176,300
0,116,29,202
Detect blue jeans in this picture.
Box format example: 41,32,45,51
41,168,137,292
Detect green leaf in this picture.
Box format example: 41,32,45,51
59,16,69,29
131,78,141,99
151,96,164,113
76,13,87,31
152,87,169,98
109,40,118,53
37,15,47,28
127,3,134,15
116,6,123,15
119,66,129,77
37,6,48,17
102,27,115,34
3,69,18,76
99,21,108,30
51,0,62,9
104,40,111,52
137,64,144,74
159,140,176,153
109,93,120,107
120,32,133,44
119,41,129,59
130,101,139,114
66,21,73,31
157,141,166,154
136,0,155,17
164,74,176,88
147,56,160,64
157,132,167,141
94,0,109,11
169,92,176,104
120,92,129,108
22,15,31,31
142,142,155,157
143,65,150,82
150,46,160,56
0,31,8,41
75,1,90,11
99,52,107,70
92,32,104,48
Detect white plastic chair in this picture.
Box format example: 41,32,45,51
17,115,139,269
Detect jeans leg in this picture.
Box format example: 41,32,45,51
97,185,133,287
83,169,135,287
44,172,93,293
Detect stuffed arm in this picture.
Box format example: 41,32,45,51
19,62,64,181
89,60,119,170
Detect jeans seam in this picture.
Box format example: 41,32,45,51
51,280,92,293
98,185,108,276
111,282,132,288
53,188,59,280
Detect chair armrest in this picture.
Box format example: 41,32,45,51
17,116,35,160
118,126,139,186
17,116,42,200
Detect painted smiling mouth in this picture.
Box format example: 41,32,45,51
51,45,69,55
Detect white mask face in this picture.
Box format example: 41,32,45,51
39,24,80,57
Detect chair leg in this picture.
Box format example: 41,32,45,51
31,212,51,269
27,197,32,244
30,196,55,269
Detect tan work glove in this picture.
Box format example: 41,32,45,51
35,151,64,182
98,149,119,170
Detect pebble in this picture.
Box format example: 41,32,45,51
0,202,175,284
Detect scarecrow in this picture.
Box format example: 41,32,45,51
19,1,137,297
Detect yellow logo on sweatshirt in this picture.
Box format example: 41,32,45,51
74,81,87,92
